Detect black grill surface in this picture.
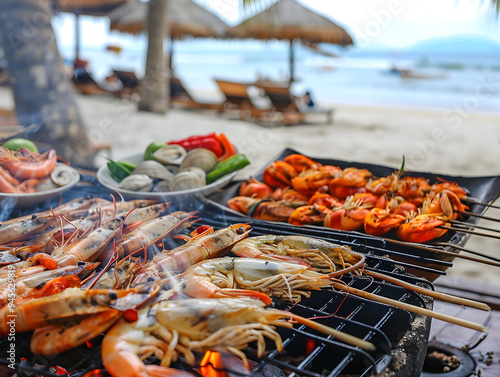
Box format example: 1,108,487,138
209,147,500,255
0,176,436,377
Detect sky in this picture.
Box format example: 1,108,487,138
201,0,500,46
52,0,500,52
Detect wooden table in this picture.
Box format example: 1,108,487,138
428,276,500,376
0,108,17,127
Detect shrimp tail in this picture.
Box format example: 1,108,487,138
212,288,273,306
144,365,194,377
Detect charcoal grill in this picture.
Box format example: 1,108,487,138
1,164,493,377
209,148,500,281
2,194,436,377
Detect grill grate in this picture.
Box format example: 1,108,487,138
199,197,451,279
1,195,434,377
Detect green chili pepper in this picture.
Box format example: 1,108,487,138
206,154,250,184
144,141,168,160
107,158,137,182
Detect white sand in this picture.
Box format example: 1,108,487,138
1,86,499,286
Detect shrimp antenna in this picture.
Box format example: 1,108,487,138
113,191,126,218
117,191,125,202
96,206,103,228
50,207,65,243
80,271,97,287
328,255,366,278
56,154,71,165
118,208,138,242
110,193,118,218
83,244,119,290
311,277,350,319
396,155,405,182
49,208,79,249
112,241,120,288
121,243,149,265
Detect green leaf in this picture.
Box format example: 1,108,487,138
396,155,405,181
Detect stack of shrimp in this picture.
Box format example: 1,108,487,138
0,195,490,377
228,154,471,243
0,146,58,193
0,196,380,377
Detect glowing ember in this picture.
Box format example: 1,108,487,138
199,351,230,377
306,338,316,355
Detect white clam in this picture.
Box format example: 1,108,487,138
153,145,187,165
51,164,77,187
153,180,172,192
179,148,218,173
118,174,154,192
169,167,206,191
35,177,59,192
131,160,174,180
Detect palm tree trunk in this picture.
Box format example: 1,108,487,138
0,0,95,169
138,0,169,114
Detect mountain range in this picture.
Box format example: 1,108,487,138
359,34,500,56
404,34,500,55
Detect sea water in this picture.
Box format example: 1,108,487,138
61,37,500,113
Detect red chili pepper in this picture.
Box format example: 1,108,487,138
168,132,217,144
168,133,224,157
217,133,236,161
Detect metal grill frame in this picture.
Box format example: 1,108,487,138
0,185,440,377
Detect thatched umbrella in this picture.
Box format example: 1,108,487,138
107,0,229,68
55,0,127,16
227,0,353,84
53,0,129,61
107,0,228,39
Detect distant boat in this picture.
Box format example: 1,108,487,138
389,65,447,80
106,45,122,54
317,65,337,72
399,69,447,80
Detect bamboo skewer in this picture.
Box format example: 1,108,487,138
430,242,500,263
449,220,500,234
330,281,489,332
461,198,500,210
378,237,500,268
363,269,491,311
287,312,376,351
438,225,500,240
457,210,500,223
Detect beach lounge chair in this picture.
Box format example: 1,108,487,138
107,70,143,99
214,79,274,122
170,76,223,111
114,70,140,89
112,70,141,90
255,82,334,126
72,67,122,96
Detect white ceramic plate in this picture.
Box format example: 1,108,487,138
0,165,80,208
97,153,239,200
